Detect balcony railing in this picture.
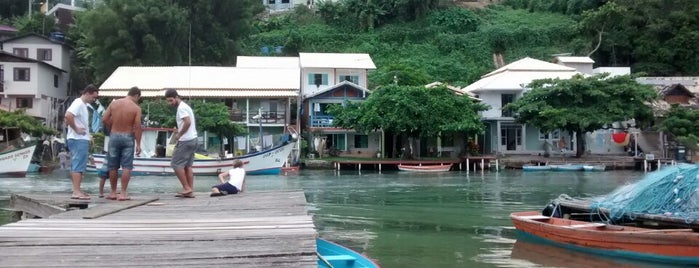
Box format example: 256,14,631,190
311,115,334,128
229,110,286,124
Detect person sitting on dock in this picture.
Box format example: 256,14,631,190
211,159,246,197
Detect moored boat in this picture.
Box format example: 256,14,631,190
522,164,551,171
397,163,452,172
91,141,296,176
583,164,606,171
550,164,584,171
0,142,36,177
510,211,699,265
317,238,380,268
90,127,296,175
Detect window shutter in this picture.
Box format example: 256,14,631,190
308,73,314,85
322,74,328,85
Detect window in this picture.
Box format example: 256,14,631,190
13,68,30,81
37,49,52,61
54,74,59,87
501,93,515,117
308,73,328,86
354,135,368,148
328,134,346,151
16,98,33,109
441,134,454,147
13,48,28,58
282,0,290,3
339,75,359,84
268,0,275,3
538,130,561,140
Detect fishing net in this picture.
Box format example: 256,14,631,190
590,163,699,224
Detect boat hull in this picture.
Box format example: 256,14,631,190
522,165,551,171
91,142,295,176
511,211,699,265
397,164,452,172
0,144,36,177
317,238,380,268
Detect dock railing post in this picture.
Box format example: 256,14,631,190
466,158,470,173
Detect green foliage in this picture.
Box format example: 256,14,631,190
502,0,602,15
189,100,247,138
508,74,657,157
328,85,488,138
73,0,263,83
427,7,480,34
577,0,699,75
12,13,56,36
658,105,699,150
0,110,57,137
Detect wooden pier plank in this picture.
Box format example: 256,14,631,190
0,190,318,268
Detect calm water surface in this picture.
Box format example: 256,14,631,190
0,169,671,268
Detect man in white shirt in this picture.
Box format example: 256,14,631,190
64,85,99,200
165,89,198,198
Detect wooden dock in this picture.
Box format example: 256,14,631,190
0,191,317,267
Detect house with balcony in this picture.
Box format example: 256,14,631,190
0,33,71,131
464,56,635,156
99,65,299,156
263,0,307,12
298,52,378,157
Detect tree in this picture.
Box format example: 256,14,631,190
0,110,57,137
508,74,657,158
657,105,699,151
328,84,488,158
73,0,263,83
12,13,56,36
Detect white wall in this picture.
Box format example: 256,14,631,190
301,67,369,97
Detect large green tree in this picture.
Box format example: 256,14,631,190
577,0,699,75
328,84,488,158
657,105,699,151
73,0,263,83
508,74,657,157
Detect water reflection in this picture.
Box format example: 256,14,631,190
1,169,651,268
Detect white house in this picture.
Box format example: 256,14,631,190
99,65,299,155
0,34,71,130
465,56,634,156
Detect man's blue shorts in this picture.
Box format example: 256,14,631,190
67,139,89,173
107,133,135,170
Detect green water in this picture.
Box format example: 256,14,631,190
1,169,668,267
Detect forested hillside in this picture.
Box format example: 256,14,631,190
243,0,699,87
3,0,697,87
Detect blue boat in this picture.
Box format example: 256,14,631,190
317,238,380,268
522,164,551,171
550,164,584,171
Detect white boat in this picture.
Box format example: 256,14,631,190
0,142,37,177
91,128,296,175
397,163,453,172
550,164,584,171
583,164,606,171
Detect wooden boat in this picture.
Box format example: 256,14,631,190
0,142,36,177
550,164,584,171
583,164,606,171
510,211,699,265
91,141,296,176
511,237,654,268
90,127,296,175
522,164,551,171
317,238,380,268
397,163,452,172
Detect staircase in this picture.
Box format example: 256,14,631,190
634,130,664,158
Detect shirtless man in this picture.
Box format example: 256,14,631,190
102,87,142,201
